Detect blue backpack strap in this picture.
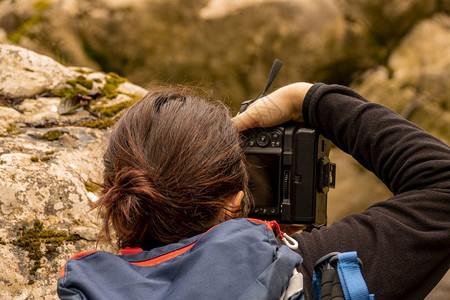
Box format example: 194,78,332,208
336,252,374,300
312,252,340,300
312,268,322,300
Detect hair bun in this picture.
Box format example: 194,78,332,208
94,88,250,249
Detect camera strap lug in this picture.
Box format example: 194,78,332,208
318,157,336,193
268,220,299,250
282,234,299,250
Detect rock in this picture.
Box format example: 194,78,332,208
200,0,300,19
0,45,76,99
0,0,100,70
58,133,78,148
1,0,444,107
0,45,146,299
389,13,450,84
0,0,391,102
352,14,450,145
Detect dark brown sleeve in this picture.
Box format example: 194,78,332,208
294,83,450,299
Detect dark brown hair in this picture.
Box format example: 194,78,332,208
94,87,250,249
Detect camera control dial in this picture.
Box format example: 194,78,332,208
256,132,270,147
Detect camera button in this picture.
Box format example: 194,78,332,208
248,140,255,147
270,209,276,214
271,132,281,140
256,132,270,147
275,141,281,147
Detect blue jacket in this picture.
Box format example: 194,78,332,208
57,218,304,300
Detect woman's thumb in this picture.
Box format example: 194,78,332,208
232,111,258,132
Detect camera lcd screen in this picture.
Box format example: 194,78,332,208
245,154,280,207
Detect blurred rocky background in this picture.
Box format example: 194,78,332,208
0,0,449,298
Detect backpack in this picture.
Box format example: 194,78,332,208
311,251,374,300
58,219,373,300
271,220,374,300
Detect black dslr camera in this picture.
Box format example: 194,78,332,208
240,60,336,227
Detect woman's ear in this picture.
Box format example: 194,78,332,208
231,191,244,210
223,191,244,220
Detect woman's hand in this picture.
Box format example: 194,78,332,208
232,82,313,131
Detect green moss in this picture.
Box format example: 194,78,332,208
12,220,82,283
101,72,128,99
6,124,15,134
30,154,52,162
74,69,94,75
8,15,44,43
40,156,51,162
101,84,119,99
38,130,64,141
44,244,58,257
84,181,100,193
76,118,115,129
94,100,133,117
107,72,127,83
33,0,50,11
67,76,94,90
0,237,6,245
6,123,20,135
52,87,89,99
55,49,67,66
52,87,91,115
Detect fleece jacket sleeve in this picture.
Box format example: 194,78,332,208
294,83,450,300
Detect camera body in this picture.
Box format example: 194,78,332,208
242,122,336,227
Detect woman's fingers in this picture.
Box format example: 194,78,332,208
232,95,288,131
232,82,312,132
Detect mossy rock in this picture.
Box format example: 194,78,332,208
93,100,134,117
53,72,129,116
100,72,128,99
11,220,82,284
74,117,116,129
38,130,65,141
6,123,21,135
84,181,101,193
67,75,94,90
53,87,92,115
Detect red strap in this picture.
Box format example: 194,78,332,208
246,218,284,237
130,242,196,267
59,250,98,278
120,247,144,255
267,220,285,237
245,218,272,231
59,219,283,276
